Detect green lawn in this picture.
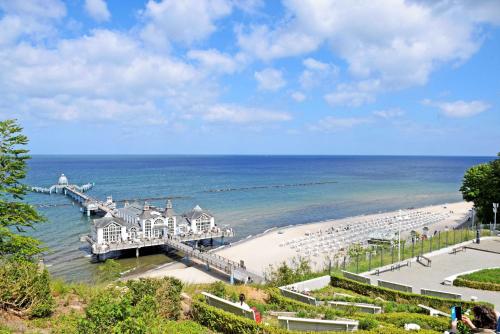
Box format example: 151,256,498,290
458,268,500,284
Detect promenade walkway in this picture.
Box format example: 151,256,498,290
371,238,500,308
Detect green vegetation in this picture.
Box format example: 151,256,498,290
454,268,500,291
460,153,500,224
0,119,46,260
0,120,54,318
77,277,183,333
457,267,500,284
264,256,317,286
330,275,490,311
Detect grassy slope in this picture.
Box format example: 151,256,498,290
458,268,500,284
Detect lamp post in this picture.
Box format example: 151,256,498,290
494,203,498,232
398,210,402,263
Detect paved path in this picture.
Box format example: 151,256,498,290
370,238,500,309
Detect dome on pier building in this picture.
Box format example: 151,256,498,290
57,174,68,186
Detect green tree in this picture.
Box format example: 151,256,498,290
0,119,45,260
460,153,500,224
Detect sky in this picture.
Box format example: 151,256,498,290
1,0,499,156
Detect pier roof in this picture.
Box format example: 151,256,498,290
183,205,213,221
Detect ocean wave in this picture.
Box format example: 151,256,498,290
203,180,338,193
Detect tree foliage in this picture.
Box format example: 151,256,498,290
0,259,54,317
460,153,500,224
0,119,45,260
264,256,313,286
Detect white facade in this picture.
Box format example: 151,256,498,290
92,201,216,245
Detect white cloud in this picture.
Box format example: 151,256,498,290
141,0,232,48
308,116,371,132
0,0,66,45
204,104,292,123
324,80,380,107
373,108,405,119
84,0,111,22
424,99,490,118
300,57,339,89
237,0,500,102
254,68,286,91
291,91,306,102
187,49,242,74
237,25,320,61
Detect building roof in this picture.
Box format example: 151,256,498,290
117,201,143,218
93,216,129,229
58,173,68,185
183,205,213,221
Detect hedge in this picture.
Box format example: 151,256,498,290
191,298,288,334
192,298,442,334
330,275,491,311
453,278,500,291
267,288,448,331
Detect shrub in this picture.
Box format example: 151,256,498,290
77,287,133,333
330,275,489,311
208,281,227,298
155,277,183,320
162,320,212,334
359,318,379,330
0,260,54,318
454,277,500,291
96,259,122,283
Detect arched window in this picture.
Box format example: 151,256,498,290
103,223,121,243
195,214,211,232
153,219,163,238
129,227,137,240
144,220,152,238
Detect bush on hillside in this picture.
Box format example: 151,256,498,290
78,277,183,333
0,260,54,318
453,277,500,291
330,275,489,311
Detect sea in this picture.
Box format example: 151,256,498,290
24,155,493,282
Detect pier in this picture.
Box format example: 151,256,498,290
32,174,264,284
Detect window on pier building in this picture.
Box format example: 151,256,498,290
129,227,137,240
153,219,163,238
195,214,211,232
168,218,175,235
103,223,121,243
145,220,152,238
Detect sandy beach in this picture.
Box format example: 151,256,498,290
131,201,472,283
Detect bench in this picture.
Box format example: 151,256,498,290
279,287,318,306
342,270,371,285
202,292,257,321
417,255,432,267
418,304,449,317
420,289,462,300
377,279,413,293
278,316,359,332
328,301,382,314
450,247,466,255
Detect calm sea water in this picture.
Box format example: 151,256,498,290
24,155,492,282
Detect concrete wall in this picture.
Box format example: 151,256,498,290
279,288,317,306
342,271,371,284
377,279,413,293
421,289,461,300
284,275,331,292
202,292,255,321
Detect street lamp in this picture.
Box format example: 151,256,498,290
398,210,402,262
493,203,499,232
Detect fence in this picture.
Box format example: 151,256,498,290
331,229,491,274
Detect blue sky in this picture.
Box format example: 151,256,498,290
1,0,499,155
